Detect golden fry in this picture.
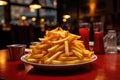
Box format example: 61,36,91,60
36,44,48,49
26,58,38,63
48,44,60,52
71,46,83,54
83,49,94,57
72,50,83,59
45,51,62,64
52,35,70,43
48,43,65,55
82,57,92,62
32,48,41,54
58,56,78,61
41,51,47,55
30,45,36,49
64,60,81,64
38,61,42,64
51,60,63,64
32,54,44,59
64,41,69,56
52,44,65,54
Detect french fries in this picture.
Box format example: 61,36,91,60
26,27,94,64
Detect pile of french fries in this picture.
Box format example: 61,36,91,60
26,27,94,64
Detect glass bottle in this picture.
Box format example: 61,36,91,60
104,30,117,54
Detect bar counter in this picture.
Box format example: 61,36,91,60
0,49,120,80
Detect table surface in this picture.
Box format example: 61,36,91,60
0,49,120,80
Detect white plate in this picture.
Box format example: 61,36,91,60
21,54,97,69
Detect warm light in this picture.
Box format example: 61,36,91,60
29,4,42,9
29,0,42,9
0,50,7,71
63,18,67,22
90,3,96,14
63,14,71,19
89,0,96,16
53,0,57,7
30,8,36,12
32,17,36,22
40,18,45,22
21,16,27,20
0,0,8,6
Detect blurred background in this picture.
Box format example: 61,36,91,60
0,0,120,49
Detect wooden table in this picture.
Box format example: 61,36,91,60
0,49,120,80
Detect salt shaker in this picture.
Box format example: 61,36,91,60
104,30,117,54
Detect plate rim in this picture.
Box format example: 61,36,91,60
21,54,97,67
